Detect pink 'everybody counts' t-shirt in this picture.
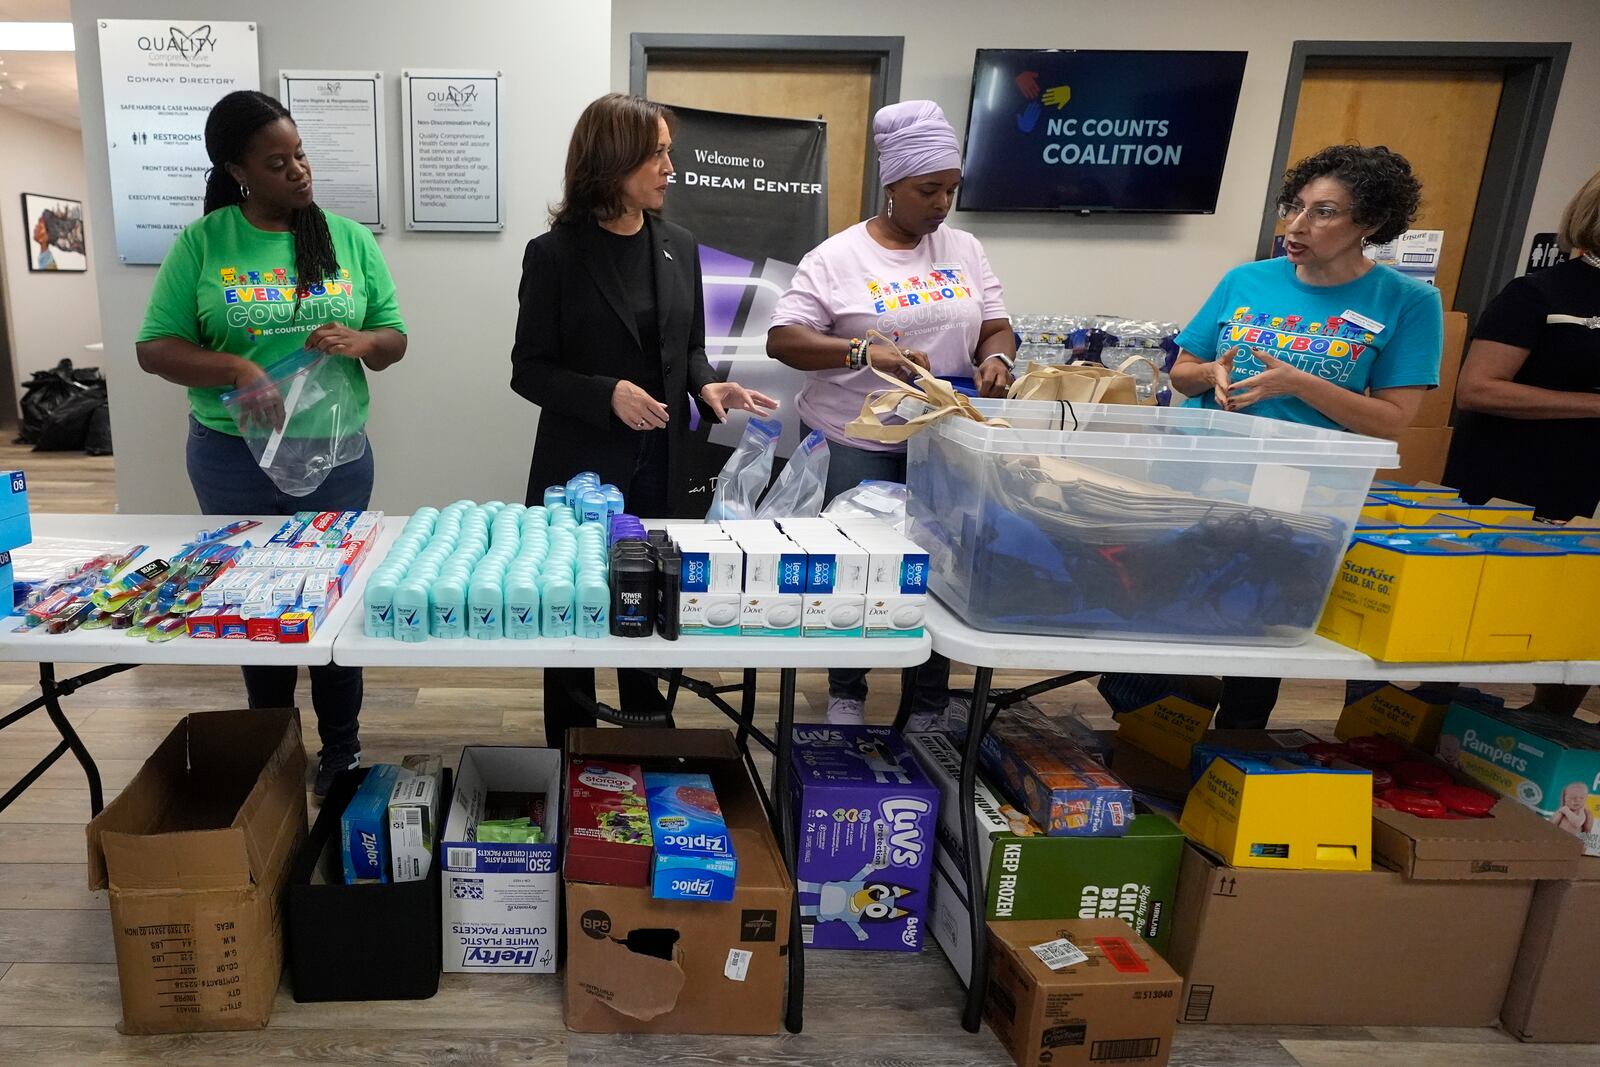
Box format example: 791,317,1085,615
770,220,1008,452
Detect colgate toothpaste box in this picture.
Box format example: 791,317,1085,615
564,759,652,886
788,725,940,951
644,772,737,901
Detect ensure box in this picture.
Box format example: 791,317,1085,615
961,707,1133,837
440,746,562,973
644,772,738,901
341,763,406,883
789,725,940,951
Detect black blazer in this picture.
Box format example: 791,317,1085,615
510,215,720,509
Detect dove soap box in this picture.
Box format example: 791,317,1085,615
740,594,803,637
644,772,737,902
802,593,866,637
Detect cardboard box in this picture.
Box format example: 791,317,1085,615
965,709,1134,837
1379,426,1453,485
1317,534,1485,662
440,746,562,973
907,730,1183,954
564,728,793,1035
1168,844,1535,1026
287,767,453,1002
1462,537,1569,662
565,759,651,887
1336,681,1453,749
1502,857,1600,1042
984,918,1182,1067
1412,310,1466,427
1104,729,1322,805
1180,753,1371,871
86,708,307,1034
1372,777,1581,881
341,763,405,883
1115,697,1218,769
645,771,738,902
1439,704,1600,857
790,725,939,951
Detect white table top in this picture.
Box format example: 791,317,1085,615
1,514,399,668
922,597,1573,684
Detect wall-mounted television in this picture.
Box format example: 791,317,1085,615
959,48,1248,214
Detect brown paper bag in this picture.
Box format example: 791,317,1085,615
1007,356,1158,406
843,362,1004,444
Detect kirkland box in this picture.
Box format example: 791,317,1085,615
1502,856,1600,1042
984,918,1182,1067
287,766,453,1002
645,771,738,902
440,746,562,973
85,708,306,1035
962,708,1133,837
564,729,793,1035
907,730,1183,953
1168,844,1534,1026
790,725,940,951
1439,703,1600,857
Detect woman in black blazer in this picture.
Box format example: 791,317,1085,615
511,93,776,745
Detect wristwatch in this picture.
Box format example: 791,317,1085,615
978,352,1015,371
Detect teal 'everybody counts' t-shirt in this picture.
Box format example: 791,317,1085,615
1176,257,1443,430
138,206,406,434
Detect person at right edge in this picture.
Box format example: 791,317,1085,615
767,100,1016,726
1166,144,1444,728
1444,166,1600,718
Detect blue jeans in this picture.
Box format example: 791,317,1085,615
186,416,373,753
810,426,949,715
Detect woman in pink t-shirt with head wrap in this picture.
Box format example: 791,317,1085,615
768,100,1017,725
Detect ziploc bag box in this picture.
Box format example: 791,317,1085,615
645,771,737,901
789,725,940,951
341,763,405,883
1317,534,1485,662
1439,703,1600,858
1180,753,1371,871
440,746,562,973
959,707,1133,837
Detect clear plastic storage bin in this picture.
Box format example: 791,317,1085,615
904,400,1398,645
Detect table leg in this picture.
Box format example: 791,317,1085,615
960,665,995,1033
891,665,917,733
774,667,805,1034
736,668,757,750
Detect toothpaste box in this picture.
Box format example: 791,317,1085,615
644,771,738,901
680,591,742,636
342,763,407,883
389,755,444,883
863,593,927,637
802,593,866,637
960,707,1134,837
565,759,652,886
789,725,940,951
740,593,803,637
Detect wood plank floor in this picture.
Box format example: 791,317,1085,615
1,443,1596,1065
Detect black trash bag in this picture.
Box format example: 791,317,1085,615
17,359,80,445
33,385,105,451
84,400,113,456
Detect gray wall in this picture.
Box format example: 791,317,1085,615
613,0,1600,324
0,106,103,390
72,0,611,513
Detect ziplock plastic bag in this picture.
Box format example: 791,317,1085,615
823,479,907,532
705,417,780,521
756,429,830,519
219,349,366,497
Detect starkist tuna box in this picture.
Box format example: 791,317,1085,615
789,725,940,951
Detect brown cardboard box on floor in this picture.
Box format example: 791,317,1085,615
562,728,792,1035
86,708,306,1035
985,918,1181,1067
1373,777,1583,881
1168,844,1533,1026
1379,426,1454,484
1502,856,1600,1042
1411,310,1467,427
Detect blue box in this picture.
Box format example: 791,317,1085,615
340,763,405,883
0,471,29,553
1,550,13,614
645,771,737,901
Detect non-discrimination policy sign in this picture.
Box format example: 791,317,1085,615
97,20,260,264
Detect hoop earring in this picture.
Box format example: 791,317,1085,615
239,183,250,200
886,195,894,220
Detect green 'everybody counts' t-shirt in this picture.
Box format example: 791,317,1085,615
138,206,406,434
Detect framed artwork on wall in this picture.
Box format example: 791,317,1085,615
21,193,87,272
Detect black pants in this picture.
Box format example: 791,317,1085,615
541,430,669,747
1214,676,1283,730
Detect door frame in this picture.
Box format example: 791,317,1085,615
629,33,904,218
1257,40,1569,324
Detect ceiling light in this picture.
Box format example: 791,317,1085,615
0,22,75,51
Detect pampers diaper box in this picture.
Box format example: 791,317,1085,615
789,725,940,951
1440,704,1600,857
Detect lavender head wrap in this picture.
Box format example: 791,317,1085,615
875,100,962,187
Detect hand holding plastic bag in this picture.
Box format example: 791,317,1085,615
756,430,830,518
705,417,780,521
220,349,366,497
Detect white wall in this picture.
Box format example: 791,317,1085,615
71,0,612,513
0,106,103,388
612,0,1600,324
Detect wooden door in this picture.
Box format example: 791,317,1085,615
1283,67,1504,311
646,59,874,236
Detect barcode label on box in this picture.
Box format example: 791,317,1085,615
801,923,815,945
1091,1037,1161,1061
404,809,421,825
1029,937,1088,971
447,847,475,869
1183,984,1215,1023
724,948,752,982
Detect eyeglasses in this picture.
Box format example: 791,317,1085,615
1276,200,1353,224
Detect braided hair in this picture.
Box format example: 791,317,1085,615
203,90,338,312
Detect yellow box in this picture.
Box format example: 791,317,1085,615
1179,754,1372,871
1462,537,1569,662
1373,496,1535,526
1317,535,1486,662
1116,696,1216,768
1334,683,1449,749
1547,536,1600,661
1368,480,1461,502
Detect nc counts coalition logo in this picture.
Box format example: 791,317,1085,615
1010,66,1182,167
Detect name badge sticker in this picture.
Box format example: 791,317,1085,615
1341,309,1386,334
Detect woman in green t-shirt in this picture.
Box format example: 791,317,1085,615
137,90,408,796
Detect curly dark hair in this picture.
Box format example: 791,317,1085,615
1279,144,1422,245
